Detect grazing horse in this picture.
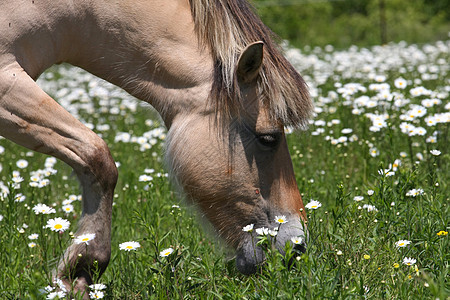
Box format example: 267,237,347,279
0,0,312,296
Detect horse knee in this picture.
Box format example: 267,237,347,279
90,139,118,191
78,138,118,192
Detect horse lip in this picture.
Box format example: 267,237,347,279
235,239,264,275
235,219,307,274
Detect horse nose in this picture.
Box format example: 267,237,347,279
275,220,307,253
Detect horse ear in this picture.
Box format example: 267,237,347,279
237,41,264,83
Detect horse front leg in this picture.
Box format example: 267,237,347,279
0,64,117,297
57,139,117,294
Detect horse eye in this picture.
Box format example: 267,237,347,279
256,133,281,148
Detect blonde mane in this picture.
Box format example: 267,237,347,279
189,0,312,128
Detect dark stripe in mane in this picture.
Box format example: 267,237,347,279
189,0,312,128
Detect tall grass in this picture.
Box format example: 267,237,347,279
0,39,448,299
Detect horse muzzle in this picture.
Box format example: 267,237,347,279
235,217,307,274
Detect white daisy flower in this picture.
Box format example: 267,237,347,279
46,217,70,232
242,224,254,232
395,240,411,248
46,291,66,299
430,149,441,156
74,233,96,245
362,204,378,212
89,283,107,291
16,159,29,169
406,188,424,197
28,233,39,240
119,241,141,251
341,128,353,134
394,77,407,89
32,203,56,215
159,247,174,257
255,227,269,236
291,236,303,245
138,174,153,182
353,196,364,202
14,193,26,202
268,230,278,237
305,200,322,210
89,290,105,299
62,204,74,214
274,215,288,224
403,257,417,266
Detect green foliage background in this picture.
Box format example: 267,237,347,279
253,0,450,48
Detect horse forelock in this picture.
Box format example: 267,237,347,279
189,0,312,129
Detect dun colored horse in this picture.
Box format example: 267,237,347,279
0,0,312,296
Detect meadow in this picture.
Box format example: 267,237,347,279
0,39,448,299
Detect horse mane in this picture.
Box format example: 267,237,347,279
189,0,312,128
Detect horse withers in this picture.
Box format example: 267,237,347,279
0,0,312,295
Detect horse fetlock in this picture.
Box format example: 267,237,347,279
57,240,111,288
55,243,109,299
55,275,90,300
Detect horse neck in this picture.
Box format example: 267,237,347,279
53,1,214,128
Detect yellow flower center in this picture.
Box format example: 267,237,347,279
54,224,63,229
82,238,89,242
126,245,133,249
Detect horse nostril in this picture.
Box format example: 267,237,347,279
293,242,306,253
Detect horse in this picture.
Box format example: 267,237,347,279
0,0,312,296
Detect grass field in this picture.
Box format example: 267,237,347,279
0,39,448,299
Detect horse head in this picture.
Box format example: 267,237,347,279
166,42,307,274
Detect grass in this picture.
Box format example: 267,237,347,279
0,39,449,299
